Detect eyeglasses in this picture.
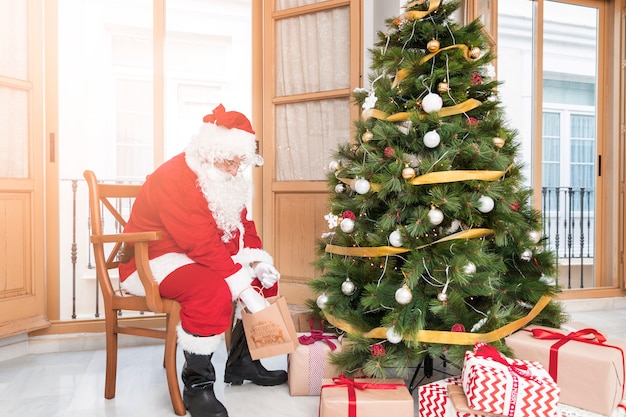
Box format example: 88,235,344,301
223,159,242,168
217,158,249,172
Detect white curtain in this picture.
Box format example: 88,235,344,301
274,5,352,181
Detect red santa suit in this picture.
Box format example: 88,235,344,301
118,105,277,352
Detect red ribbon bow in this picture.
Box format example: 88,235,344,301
298,330,338,350
298,319,338,350
526,327,619,383
474,342,539,382
320,376,405,417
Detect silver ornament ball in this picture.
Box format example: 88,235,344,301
395,285,413,305
316,293,329,309
341,278,356,296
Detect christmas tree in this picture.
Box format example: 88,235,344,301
310,0,566,378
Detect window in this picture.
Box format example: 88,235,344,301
498,0,616,290
57,0,253,320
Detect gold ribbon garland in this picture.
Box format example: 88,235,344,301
325,228,494,257
361,98,482,121
335,162,510,196
393,0,441,24
392,45,476,88
408,168,508,185
322,295,552,345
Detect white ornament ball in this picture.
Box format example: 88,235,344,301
428,207,444,226
362,130,374,142
341,278,356,296
463,262,477,275
446,219,461,233
437,292,447,302
395,285,413,305
421,93,443,113
354,178,371,194
477,195,495,213
340,218,355,233
316,293,329,309
423,130,441,148
328,160,339,172
335,183,346,193
386,326,403,344
389,230,403,247
521,249,533,262
529,230,542,243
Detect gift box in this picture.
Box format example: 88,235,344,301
288,331,342,396
506,325,626,416
319,376,413,417
418,376,476,417
462,343,560,417
288,304,319,332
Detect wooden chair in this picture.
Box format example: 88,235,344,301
83,170,186,416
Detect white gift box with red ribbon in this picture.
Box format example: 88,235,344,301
288,328,342,396
461,342,560,417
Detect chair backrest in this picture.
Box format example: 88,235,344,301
83,170,143,303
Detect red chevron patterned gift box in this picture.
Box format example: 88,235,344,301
418,376,486,417
288,331,342,396
461,343,560,417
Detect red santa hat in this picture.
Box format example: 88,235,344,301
185,104,263,168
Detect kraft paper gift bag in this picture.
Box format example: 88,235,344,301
241,296,299,360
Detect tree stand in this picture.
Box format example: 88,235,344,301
408,354,455,393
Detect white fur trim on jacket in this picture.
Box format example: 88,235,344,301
232,247,273,269
120,252,195,296
224,267,254,302
176,325,224,355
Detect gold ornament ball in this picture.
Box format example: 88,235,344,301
362,130,373,142
427,39,440,53
402,166,416,179
469,46,481,59
492,137,505,148
437,80,450,93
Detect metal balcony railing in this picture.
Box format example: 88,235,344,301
541,186,595,289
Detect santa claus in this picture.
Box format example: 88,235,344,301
119,104,286,417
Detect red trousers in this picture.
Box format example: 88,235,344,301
159,263,277,336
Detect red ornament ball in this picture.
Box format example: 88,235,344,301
384,147,396,158
371,343,386,358
342,211,356,220
451,323,466,332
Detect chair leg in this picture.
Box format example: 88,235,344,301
104,313,118,399
165,306,186,416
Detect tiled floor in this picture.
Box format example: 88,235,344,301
0,297,624,417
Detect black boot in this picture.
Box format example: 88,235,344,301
224,320,288,386
182,350,229,417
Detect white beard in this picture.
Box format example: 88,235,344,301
195,165,250,242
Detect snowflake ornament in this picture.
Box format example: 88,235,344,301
324,212,339,229
362,91,378,110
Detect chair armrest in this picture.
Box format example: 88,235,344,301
133,241,165,312
91,231,165,312
90,231,163,244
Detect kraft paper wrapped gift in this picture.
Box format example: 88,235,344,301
288,331,342,396
319,376,413,417
462,343,560,417
506,325,626,416
288,304,322,332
